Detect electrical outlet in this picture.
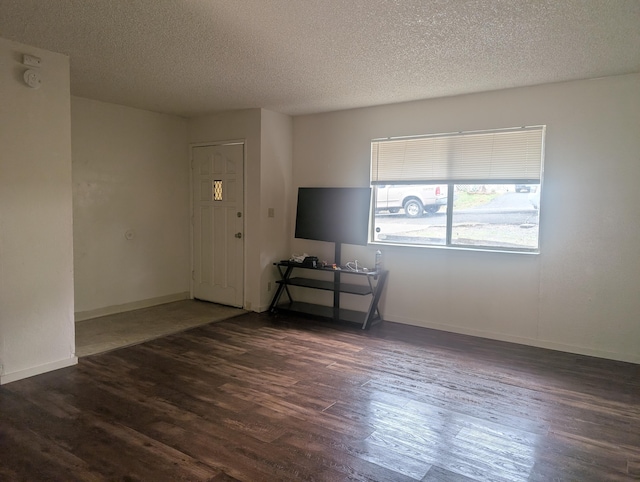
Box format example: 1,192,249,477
268,207,275,218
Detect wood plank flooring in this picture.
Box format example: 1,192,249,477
1,311,639,481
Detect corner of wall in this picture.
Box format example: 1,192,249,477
0,37,76,383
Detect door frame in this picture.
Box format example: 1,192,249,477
189,139,246,307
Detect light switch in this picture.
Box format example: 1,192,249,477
23,54,42,67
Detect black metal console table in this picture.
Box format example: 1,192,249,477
268,261,388,329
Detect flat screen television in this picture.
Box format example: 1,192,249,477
295,187,372,262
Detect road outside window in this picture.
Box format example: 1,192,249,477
373,183,540,250
450,184,539,249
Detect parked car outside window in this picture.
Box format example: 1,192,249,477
375,184,448,218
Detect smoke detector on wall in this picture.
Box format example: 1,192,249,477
23,69,42,89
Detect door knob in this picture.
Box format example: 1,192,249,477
235,232,242,239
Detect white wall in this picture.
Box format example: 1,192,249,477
188,109,263,311
293,74,640,364
71,97,190,320
260,109,293,310
188,109,293,312
0,38,77,383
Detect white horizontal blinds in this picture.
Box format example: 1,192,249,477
371,137,451,182
371,126,544,183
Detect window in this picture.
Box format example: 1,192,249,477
371,126,545,252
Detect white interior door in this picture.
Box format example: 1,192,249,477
191,142,244,307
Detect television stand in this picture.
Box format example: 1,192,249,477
268,261,388,329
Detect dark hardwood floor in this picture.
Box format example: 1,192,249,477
1,312,639,481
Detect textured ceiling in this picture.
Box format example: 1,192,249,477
1,0,639,117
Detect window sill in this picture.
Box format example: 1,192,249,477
369,241,539,255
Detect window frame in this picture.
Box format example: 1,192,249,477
370,126,545,254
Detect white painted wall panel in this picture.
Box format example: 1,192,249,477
71,97,189,315
0,38,76,383
188,109,262,311
187,109,293,312
292,74,640,364
260,110,294,311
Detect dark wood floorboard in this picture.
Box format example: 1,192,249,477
1,311,639,481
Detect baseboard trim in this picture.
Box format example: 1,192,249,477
384,313,639,365
74,292,191,322
1,356,78,385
